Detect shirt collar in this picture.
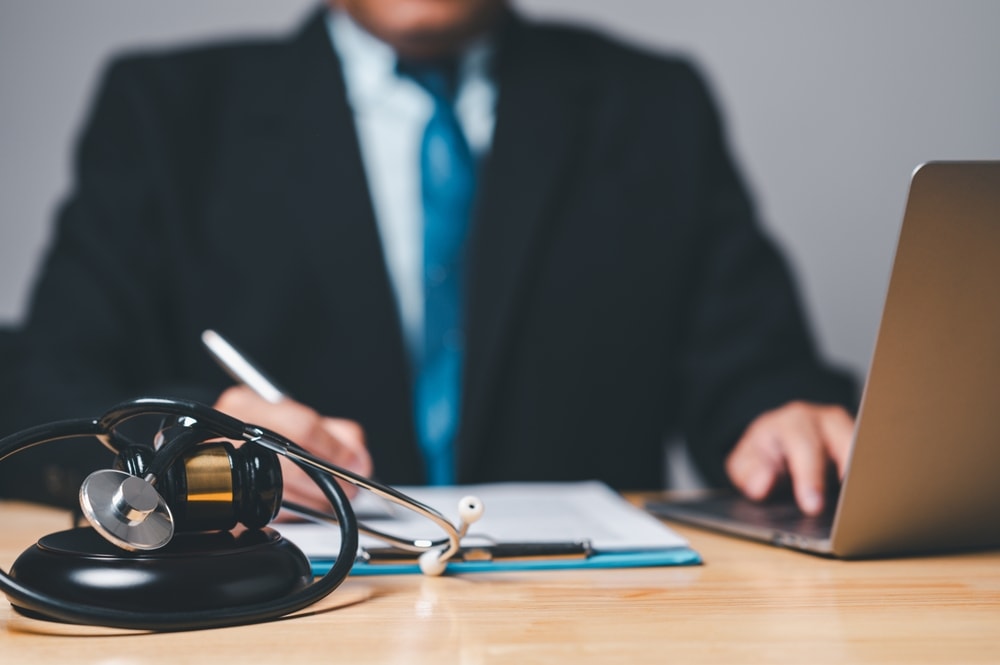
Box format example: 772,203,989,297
326,9,495,113
327,9,399,110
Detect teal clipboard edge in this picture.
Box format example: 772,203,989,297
311,547,702,576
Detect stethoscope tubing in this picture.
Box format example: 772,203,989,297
247,431,464,558
0,396,466,630
0,433,358,631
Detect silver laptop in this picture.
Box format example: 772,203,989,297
648,161,1000,558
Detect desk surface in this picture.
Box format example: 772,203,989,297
3,497,1000,664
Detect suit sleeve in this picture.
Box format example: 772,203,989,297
669,65,857,486
0,58,216,506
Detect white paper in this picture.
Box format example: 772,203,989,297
278,480,688,559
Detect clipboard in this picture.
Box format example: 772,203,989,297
277,481,702,575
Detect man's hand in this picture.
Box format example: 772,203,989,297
214,386,373,511
725,401,855,515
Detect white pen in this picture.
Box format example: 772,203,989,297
201,329,286,404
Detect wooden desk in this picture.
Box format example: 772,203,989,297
3,498,1000,664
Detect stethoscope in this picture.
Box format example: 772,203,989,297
0,397,483,631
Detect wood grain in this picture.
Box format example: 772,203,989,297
3,498,999,664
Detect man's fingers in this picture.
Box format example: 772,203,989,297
725,429,786,501
279,454,367,506
779,415,827,516
726,402,857,516
321,418,372,477
213,386,371,507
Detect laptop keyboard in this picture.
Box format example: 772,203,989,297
713,496,835,539
647,493,837,541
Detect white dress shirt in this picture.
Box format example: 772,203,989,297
326,11,497,362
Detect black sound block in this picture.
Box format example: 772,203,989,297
8,526,312,619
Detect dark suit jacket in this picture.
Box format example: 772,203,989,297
1,9,855,505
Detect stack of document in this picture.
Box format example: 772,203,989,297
277,481,701,575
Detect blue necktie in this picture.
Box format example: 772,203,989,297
402,61,476,485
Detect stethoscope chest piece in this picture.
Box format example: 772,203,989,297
79,469,174,551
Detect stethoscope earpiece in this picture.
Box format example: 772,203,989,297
418,549,447,576
458,495,485,524
414,495,484,576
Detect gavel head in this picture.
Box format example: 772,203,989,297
114,439,283,534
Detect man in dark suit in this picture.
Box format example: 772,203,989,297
0,0,855,516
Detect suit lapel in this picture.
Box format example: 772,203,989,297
280,17,388,326
246,13,592,481
459,19,593,476
262,14,423,476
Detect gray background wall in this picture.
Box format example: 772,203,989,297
2,0,999,386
